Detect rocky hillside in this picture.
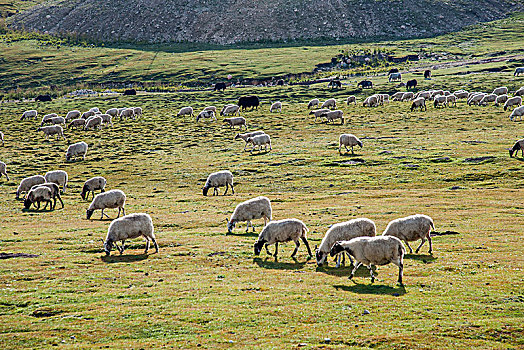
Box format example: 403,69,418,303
8,0,523,45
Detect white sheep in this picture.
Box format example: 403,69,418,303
203,106,217,113
269,101,282,113
504,96,522,111
44,170,68,193
308,99,320,109
509,105,524,121
515,87,524,97
103,213,158,256
40,113,58,126
23,186,53,211
202,170,234,196
223,117,247,130
20,110,38,120
415,91,431,100
321,98,336,109
330,236,406,284
453,90,469,99
220,104,240,116
253,218,312,258
315,218,376,267
379,94,390,104
346,95,357,105
105,108,119,118
446,94,457,107
119,108,134,120
479,94,497,105
320,110,344,124
196,110,216,122
410,97,427,111
226,196,272,234
66,141,88,161
339,134,362,154
37,125,65,140
430,90,444,100
65,110,81,121
16,175,46,199
234,131,266,150
509,139,524,158
89,107,100,113
68,118,85,129
401,92,414,101
391,92,404,101
492,86,508,96
29,182,63,209
177,107,194,117
81,176,107,200
0,161,9,181
363,95,379,107
132,107,142,118
467,93,486,106
309,109,330,122
81,110,96,119
86,189,126,220
49,116,66,126
84,116,103,130
97,114,113,127
383,214,435,254
494,94,509,106
246,134,271,153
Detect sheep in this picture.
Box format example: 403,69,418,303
203,170,234,196
446,94,457,107
117,107,127,116
103,213,158,256
380,94,390,104
23,186,53,211
226,196,272,234
220,104,240,116
315,218,376,267
246,134,271,153
105,108,119,118
253,218,312,258
509,105,524,121
410,97,427,111
40,113,58,126
504,96,522,111
433,95,447,108
391,92,404,101
16,175,46,199
66,141,88,161
81,176,107,200
65,110,81,121
309,109,330,122
89,107,100,113
509,139,524,158
363,95,379,107
319,110,344,124
401,92,414,101
86,189,126,220
29,182,63,209
48,116,66,126
515,87,524,97
119,108,134,120
479,94,497,105
308,99,320,109
321,98,336,109
68,118,85,129
494,94,509,106
492,86,508,96
430,90,444,100
234,131,265,150
223,117,247,130
84,116,103,130
346,95,357,105
383,214,435,254
339,134,362,154
330,236,405,284
203,106,217,113
467,93,486,106
177,106,194,117
37,125,65,140
44,170,68,193
514,67,524,76
20,110,38,120
453,90,469,99
196,110,216,122
415,91,431,100
269,101,282,113
0,131,3,146
81,110,96,119
132,107,142,118
98,114,113,127
0,161,9,181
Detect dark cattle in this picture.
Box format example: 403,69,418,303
123,89,136,96
35,95,52,102
238,96,260,110
424,70,432,79
406,79,418,90
276,79,284,86
388,68,399,75
357,80,373,89
214,82,227,91
328,80,342,89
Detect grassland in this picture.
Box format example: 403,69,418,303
0,56,523,349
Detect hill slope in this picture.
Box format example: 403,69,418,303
8,0,523,44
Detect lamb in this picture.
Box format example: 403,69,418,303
494,94,509,106
21,110,38,120
509,105,524,121
330,236,405,284
467,93,486,106
433,95,447,108
320,110,344,124
81,176,107,200
177,107,194,117
253,218,312,258
346,95,357,105
492,86,508,96
479,94,497,105
446,94,457,107
309,109,330,122
40,113,58,126
401,92,414,101
226,196,272,234
68,118,85,129
363,95,379,107
269,101,282,113
105,108,119,118
23,186,53,211
383,214,435,254
509,139,524,158
103,213,158,256
29,182,63,209
315,218,376,267
0,161,9,181
196,110,216,122
220,104,240,116
308,99,320,109
132,107,142,118
223,117,247,130
81,110,96,119
246,134,271,153
66,141,88,161
321,98,336,109
86,189,126,220
339,134,362,154
453,90,469,99
16,175,46,199
504,96,522,111
203,170,234,196
234,131,266,150
37,125,65,140
410,97,427,111
84,116,103,130
65,110,81,121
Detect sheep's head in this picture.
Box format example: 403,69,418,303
81,184,88,200
315,246,327,266
104,240,113,256
86,209,94,220
202,185,210,196
329,242,345,257
226,218,235,234
23,197,32,210
253,239,266,256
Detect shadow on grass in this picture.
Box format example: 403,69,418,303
405,253,438,263
253,256,308,270
316,264,377,278
226,231,259,237
334,283,406,296
101,254,149,263
249,150,271,156
22,208,54,213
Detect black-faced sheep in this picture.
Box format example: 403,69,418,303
81,176,107,200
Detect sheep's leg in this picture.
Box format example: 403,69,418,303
415,238,426,254
392,258,404,284
301,237,312,257
121,240,126,253
52,197,57,210
368,265,375,283
351,146,354,155
223,183,228,196
144,238,150,254
252,222,255,232
121,207,126,216
345,145,349,153
338,144,342,153
404,240,413,254
349,262,361,280
114,241,122,254
152,238,159,253
273,242,279,257
245,221,251,233
57,195,64,209
43,201,49,210
291,240,300,258
427,235,433,254
231,184,234,194
213,187,218,196
265,243,271,255
335,253,342,268
36,201,40,210
346,251,355,266
102,209,110,219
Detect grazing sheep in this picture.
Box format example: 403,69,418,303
246,134,272,153
309,109,330,122
509,105,524,121
410,97,427,111
65,110,81,121
234,131,266,151
40,113,58,126
81,110,96,119
401,92,414,101
504,96,522,111
308,99,320,109
270,101,282,113
86,189,126,220
363,95,379,107
383,214,435,254
132,107,142,118
391,92,404,101
453,90,469,99
0,161,9,181
84,116,103,130
196,110,216,122
66,141,88,161
89,107,100,113
68,118,85,129
223,117,247,130
44,170,68,193
37,125,65,140
330,236,405,284
103,213,158,256
177,107,194,117
380,94,390,104
203,170,234,196
21,110,38,120
430,90,444,100
203,106,217,113
315,218,376,267
346,95,357,105
97,114,113,127
29,183,63,209
105,108,119,118
492,86,508,96
220,104,240,116
119,108,134,120
23,186,53,211
515,87,524,97
434,95,447,108
480,94,497,105
81,176,107,200
494,94,509,106
0,131,3,146
226,196,272,234
339,134,362,154
16,175,46,199
467,93,486,106
48,116,66,126
414,91,430,100
509,139,524,158
254,218,312,258
320,110,344,124
514,67,524,76
446,94,457,107
321,98,336,109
